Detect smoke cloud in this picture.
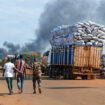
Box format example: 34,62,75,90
26,0,105,51
1,0,105,59
0,48,7,60
3,42,20,54
0,42,20,60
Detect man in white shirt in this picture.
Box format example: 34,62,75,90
3,58,15,95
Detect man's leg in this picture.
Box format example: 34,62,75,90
21,76,24,93
17,76,21,93
33,77,36,94
10,77,13,93
37,78,42,94
6,78,12,94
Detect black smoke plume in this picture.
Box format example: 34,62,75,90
0,42,20,60
26,0,105,52
3,42,20,54
0,48,7,60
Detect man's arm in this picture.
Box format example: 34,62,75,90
3,64,6,77
13,67,17,72
3,69,5,77
24,65,27,78
14,67,17,77
13,67,23,74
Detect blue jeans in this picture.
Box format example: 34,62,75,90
17,75,24,93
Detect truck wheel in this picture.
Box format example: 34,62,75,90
49,67,52,78
82,75,87,80
63,68,66,79
66,68,70,79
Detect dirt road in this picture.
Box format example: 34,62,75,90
0,76,105,105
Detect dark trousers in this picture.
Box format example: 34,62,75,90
6,77,13,93
33,76,41,90
17,75,24,92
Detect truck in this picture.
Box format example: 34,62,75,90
100,55,105,78
48,21,105,79
48,45,102,79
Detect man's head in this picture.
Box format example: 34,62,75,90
20,55,23,59
7,57,11,62
38,66,41,70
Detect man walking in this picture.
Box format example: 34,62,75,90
15,55,26,94
3,58,15,95
32,63,42,94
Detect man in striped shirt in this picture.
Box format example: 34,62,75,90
16,55,26,94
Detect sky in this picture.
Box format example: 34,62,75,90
0,0,50,47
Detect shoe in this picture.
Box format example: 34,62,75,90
11,91,13,94
18,89,21,94
39,88,42,94
21,90,23,94
33,89,36,94
21,92,23,94
8,91,13,95
8,92,12,95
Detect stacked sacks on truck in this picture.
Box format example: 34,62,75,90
51,23,105,47
49,21,105,79
50,21,105,65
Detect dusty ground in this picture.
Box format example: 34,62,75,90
0,76,105,105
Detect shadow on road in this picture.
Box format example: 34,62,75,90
0,93,9,96
47,87,96,89
0,92,19,96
